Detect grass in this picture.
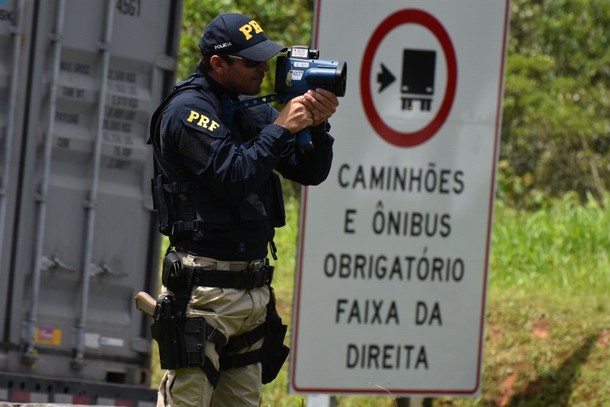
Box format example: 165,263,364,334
437,193,610,407
436,286,610,407
490,193,610,293
150,192,610,406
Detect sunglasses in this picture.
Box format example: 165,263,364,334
223,54,264,69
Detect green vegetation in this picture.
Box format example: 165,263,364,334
446,194,610,406
501,0,610,207
491,194,610,293
179,0,313,89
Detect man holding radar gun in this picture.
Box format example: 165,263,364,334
137,12,346,407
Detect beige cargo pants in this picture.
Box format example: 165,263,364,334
156,253,270,407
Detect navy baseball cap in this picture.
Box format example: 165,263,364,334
199,13,286,62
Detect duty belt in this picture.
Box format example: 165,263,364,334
184,264,274,290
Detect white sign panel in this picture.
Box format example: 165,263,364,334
291,0,510,396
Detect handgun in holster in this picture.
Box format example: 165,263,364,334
150,294,183,369
150,251,206,370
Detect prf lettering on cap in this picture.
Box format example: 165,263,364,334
239,20,263,40
186,110,220,131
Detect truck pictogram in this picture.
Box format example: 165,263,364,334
401,48,436,111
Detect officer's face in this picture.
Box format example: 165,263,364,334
216,55,270,95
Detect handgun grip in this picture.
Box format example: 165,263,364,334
134,291,157,317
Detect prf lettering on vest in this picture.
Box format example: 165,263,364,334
239,20,263,40
187,110,220,131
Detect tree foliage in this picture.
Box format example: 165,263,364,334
179,0,313,89
500,0,610,208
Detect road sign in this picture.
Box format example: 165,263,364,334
361,8,458,147
291,0,510,396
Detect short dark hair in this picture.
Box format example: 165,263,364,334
197,54,234,73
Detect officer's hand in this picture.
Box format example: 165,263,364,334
274,97,314,134
302,88,339,127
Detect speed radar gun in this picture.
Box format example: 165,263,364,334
223,45,347,150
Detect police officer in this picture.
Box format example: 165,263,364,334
150,12,339,407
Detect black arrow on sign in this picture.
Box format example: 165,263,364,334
377,63,396,93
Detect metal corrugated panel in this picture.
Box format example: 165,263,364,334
0,0,30,348
0,0,182,392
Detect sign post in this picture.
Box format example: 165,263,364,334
291,0,510,397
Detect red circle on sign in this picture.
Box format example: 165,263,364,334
360,9,457,148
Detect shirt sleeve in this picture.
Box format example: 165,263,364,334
246,102,335,186
275,123,335,186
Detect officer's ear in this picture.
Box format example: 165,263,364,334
209,55,228,74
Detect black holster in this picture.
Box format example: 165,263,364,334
150,294,207,370
261,287,290,384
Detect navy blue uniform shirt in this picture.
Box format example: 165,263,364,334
157,70,334,260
